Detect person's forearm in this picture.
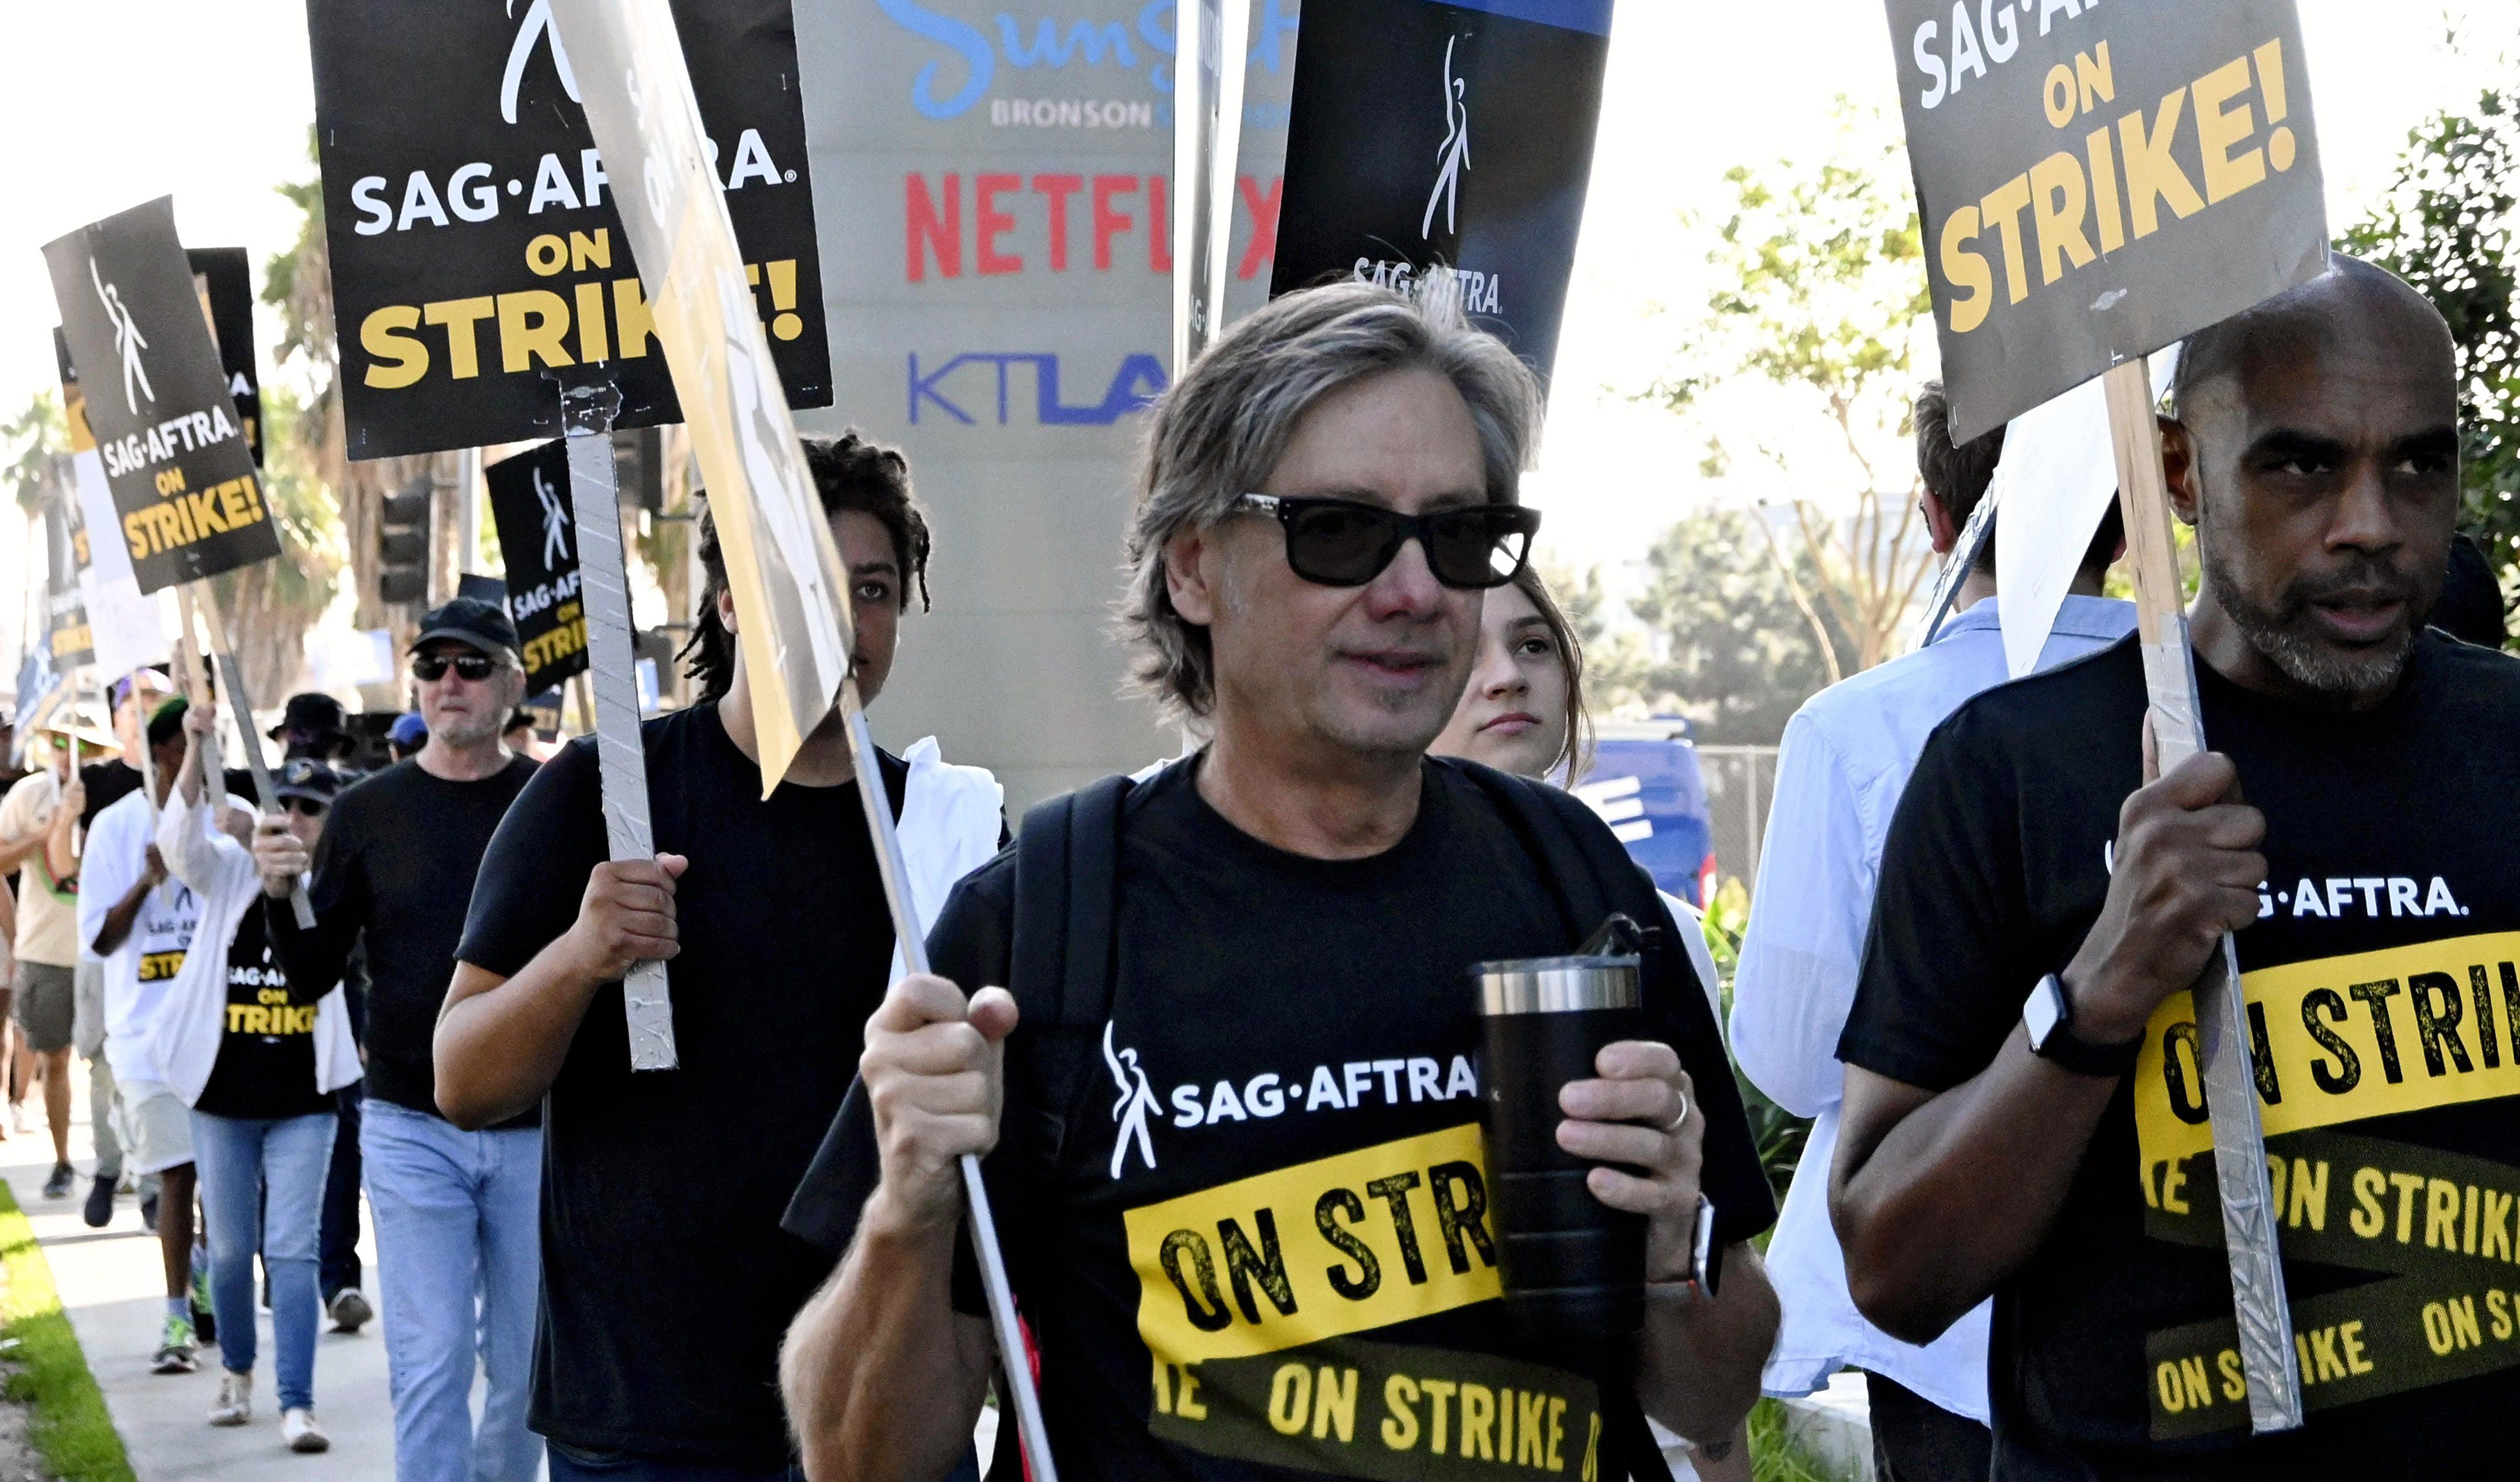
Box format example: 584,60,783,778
1635,1243,1778,1444
93,878,153,957
42,812,77,883
268,896,352,1007
1834,1034,2118,1342
782,1197,995,1482
431,946,609,1128
0,833,44,875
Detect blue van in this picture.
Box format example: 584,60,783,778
1572,719,1719,907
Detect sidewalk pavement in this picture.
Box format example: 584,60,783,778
0,1063,395,1481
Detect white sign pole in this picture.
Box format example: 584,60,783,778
556,374,678,1072
2103,357,2303,1432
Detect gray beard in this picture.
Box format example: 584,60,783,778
2202,531,2413,699
431,711,503,748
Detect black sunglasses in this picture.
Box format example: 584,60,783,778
279,796,329,819
411,652,498,683
1233,494,1540,590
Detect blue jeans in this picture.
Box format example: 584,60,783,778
321,1082,364,1301
190,1109,335,1410
363,1099,544,1482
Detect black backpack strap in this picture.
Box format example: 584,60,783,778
1007,770,1139,1183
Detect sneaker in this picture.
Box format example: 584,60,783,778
282,1408,330,1454
326,1287,372,1335
208,1371,250,1426
140,1189,158,1233
151,1313,198,1375
42,1163,74,1200
9,1102,29,1135
82,1176,113,1229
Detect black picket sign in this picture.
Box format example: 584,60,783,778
187,247,265,467
44,197,282,596
1271,0,1612,387
484,439,591,695
309,0,831,459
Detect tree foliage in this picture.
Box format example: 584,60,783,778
1639,108,1940,680
2341,82,2520,606
1,394,68,520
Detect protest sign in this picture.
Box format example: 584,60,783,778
186,248,264,466
1888,0,2326,441
1270,0,1611,385
44,198,283,595
485,439,591,695
308,0,830,458
55,329,169,677
40,478,95,670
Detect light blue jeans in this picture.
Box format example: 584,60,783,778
190,1109,335,1410
363,1099,544,1482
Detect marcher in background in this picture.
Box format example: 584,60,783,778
498,709,544,763
271,694,357,765
74,670,174,1228
779,284,1779,1482
78,697,205,1374
0,721,102,1198
1728,383,2133,1482
259,598,543,1482
435,434,1005,1482
155,703,358,1453
1429,562,1747,1482
2430,532,2509,649
1832,258,2517,1477
385,713,426,764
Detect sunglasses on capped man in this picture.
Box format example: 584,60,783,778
1232,494,1541,590
411,651,499,683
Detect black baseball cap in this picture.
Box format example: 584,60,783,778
145,696,189,747
276,757,342,805
410,597,521,668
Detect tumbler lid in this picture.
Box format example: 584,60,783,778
1470,955,1641,1015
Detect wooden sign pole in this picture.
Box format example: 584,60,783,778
2101,359,2304,1433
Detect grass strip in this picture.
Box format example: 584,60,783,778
0,1178,137,1482
1749,1396,1853,1482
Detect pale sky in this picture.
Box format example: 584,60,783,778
0,2,2506,657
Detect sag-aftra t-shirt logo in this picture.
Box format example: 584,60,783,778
2133,930,2520,1438
1124,1123,1603,1477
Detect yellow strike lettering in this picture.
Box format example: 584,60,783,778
497,291,575,373
2469,1183,2483,1255
2162,1158,2190,1216
2488,1189,2515,1261
2135,935,2520,1166
2493,1290,2514,1342
2191,54,2266,203
2180,1355,2212,1411
123,511,153,561
1517,1391,1547,1466
1267,1364,1309,1435
2392,1173,2426,1243
1151,1355,1171,1414
2118,89,2204,239
1546,1395,1567,1473
1421,1377,1456,1456
2290,1159,2329,1231
2352,1167,2387,1237
1175,1365,1207,1420
361,305,430,388
1978,174,2034,305
1461,1383,1495,1458
1497,1386,1513,1460
569,228,612,271
2075,41,2115,112
184,489,230,537
226,1005,249,1032
1937,206,1995,334
1380,1374,1419,1450
2156,1361,2185,1414
2341,1319,2374,1374
2217,1349,2245,1402
2085,124,2126,254
423,297,496,380
2029,151,2095,283
575,281,610,362
1312,1367,1356,1442
613,278,658,358
220,477,255,530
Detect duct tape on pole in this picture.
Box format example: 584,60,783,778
555,369,678,1073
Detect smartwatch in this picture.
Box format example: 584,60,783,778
2022,972,2141,1077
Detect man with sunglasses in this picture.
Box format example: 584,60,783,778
778,283,1780,1481
258,596,546,1482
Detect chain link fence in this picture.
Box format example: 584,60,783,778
1693,744,1780,895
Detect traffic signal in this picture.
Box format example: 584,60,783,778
379,477,432,605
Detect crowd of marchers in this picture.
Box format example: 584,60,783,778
0,256,2508,1482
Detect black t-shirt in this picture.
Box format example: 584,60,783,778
1841,633,2520,1480
196,900,331,1121
455,704,908,1467
272,754,541,1126
79,760,141,833
785,757,1774,1480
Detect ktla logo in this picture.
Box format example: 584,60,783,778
88,258,154,416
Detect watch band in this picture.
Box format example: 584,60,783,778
2029,975,2143,1077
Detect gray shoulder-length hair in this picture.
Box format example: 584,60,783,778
1119,281,1545,720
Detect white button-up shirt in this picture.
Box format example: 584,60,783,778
1729,593,2136,1420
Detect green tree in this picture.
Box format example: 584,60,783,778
1639,106,1940,680
2,393,68,519
1595,507,1851,744
2340,81,2519,635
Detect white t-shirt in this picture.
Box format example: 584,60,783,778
0,772,80,967
74,788,201,1085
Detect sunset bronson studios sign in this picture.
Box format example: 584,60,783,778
310,0,831,457
1892,0,2327,442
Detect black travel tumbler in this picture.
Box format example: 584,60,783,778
1472,938,1647,1336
